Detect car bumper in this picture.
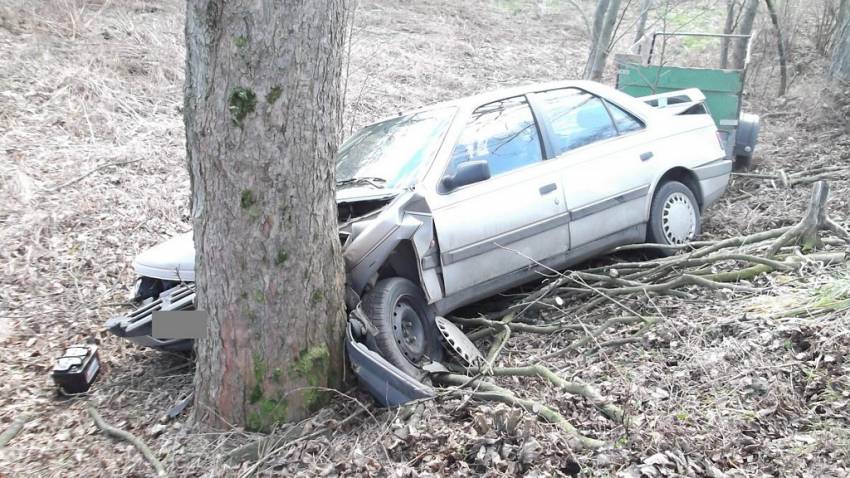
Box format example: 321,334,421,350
345,320,435,407
106,288,435,407
694,158,732,209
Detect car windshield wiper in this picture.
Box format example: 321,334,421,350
336,177,387,188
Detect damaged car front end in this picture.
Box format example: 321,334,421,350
107,105,459,405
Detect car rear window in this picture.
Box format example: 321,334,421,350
535,88,619,155
605,99,644,134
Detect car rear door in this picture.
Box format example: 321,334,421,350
530,88,654,249
429,96,570,298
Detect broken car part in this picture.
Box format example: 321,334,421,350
345,320,435,407
105,283,195,352
435,316,484,367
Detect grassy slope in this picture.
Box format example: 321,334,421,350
1,0,848,476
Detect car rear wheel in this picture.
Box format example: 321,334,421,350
647,180,701,256
361,277,443,379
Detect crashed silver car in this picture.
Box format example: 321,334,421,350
108,80,732,402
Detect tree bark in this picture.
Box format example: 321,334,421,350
587,0,622,81
590,0,610,45
185,0,349,431
830,0,850,83
764,0,788,95
633,0,652,51
720,0,737,69
732,0,758,70
584,0,610,78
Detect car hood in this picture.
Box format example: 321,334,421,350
133,188,402,281
133,232,196,282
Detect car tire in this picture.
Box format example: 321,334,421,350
733,113,760,171
647,181,701,256
361,277,443,379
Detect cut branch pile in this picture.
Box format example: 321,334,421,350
733,165,850,188
438,181,849,449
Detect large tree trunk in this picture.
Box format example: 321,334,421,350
732,0,758,70
185,0,348,431
831,1,850,83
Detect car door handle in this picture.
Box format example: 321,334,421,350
640,151,654,161
539,183,557,195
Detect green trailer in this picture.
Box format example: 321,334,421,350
616,32,760,170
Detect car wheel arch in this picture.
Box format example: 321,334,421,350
647,167,703,218
376,240,421,288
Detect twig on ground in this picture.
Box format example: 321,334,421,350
486,365,624,423
0,414,32,448
434,373,605,450
48,159,143,192
87,406,166,477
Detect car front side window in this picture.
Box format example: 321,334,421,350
536,88,619,155
447,96,543,179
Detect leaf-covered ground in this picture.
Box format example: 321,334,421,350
1,1,848,476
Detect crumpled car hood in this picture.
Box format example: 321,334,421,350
133,232,195,282
133,188,401,281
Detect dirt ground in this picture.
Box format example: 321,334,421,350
1,0,849,477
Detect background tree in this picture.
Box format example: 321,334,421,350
184,0,349,431
633,0,653,53
720,0,738,69
764,0,788,95
732,0,758,70
585,0,622,80
830,0,850,82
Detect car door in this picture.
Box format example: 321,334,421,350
429,96,570,298
530,88,653,249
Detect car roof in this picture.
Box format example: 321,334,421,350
365,80,646,126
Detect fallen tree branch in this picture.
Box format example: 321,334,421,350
434,373,605,450
87,406,166,477
484,313,514,370
487,365,624,423
0,414,31,448
826,218,850,242
451,316,584,341
539,316,650,361
48,159,143,192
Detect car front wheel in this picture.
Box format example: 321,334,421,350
647,180,701,254
361,277,443,379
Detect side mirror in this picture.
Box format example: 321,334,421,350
441,160,491,191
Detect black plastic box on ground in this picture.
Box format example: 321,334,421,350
52,345,101,394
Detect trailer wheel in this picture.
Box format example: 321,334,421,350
733,113,760,171
647,181,701,256
361,277,443,378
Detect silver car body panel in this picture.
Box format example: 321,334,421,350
419,81,727,310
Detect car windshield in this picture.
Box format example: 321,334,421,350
335,107,456,189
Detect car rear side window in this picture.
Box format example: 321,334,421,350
605,100,644,134
448,96,543,178
535,88,618,155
